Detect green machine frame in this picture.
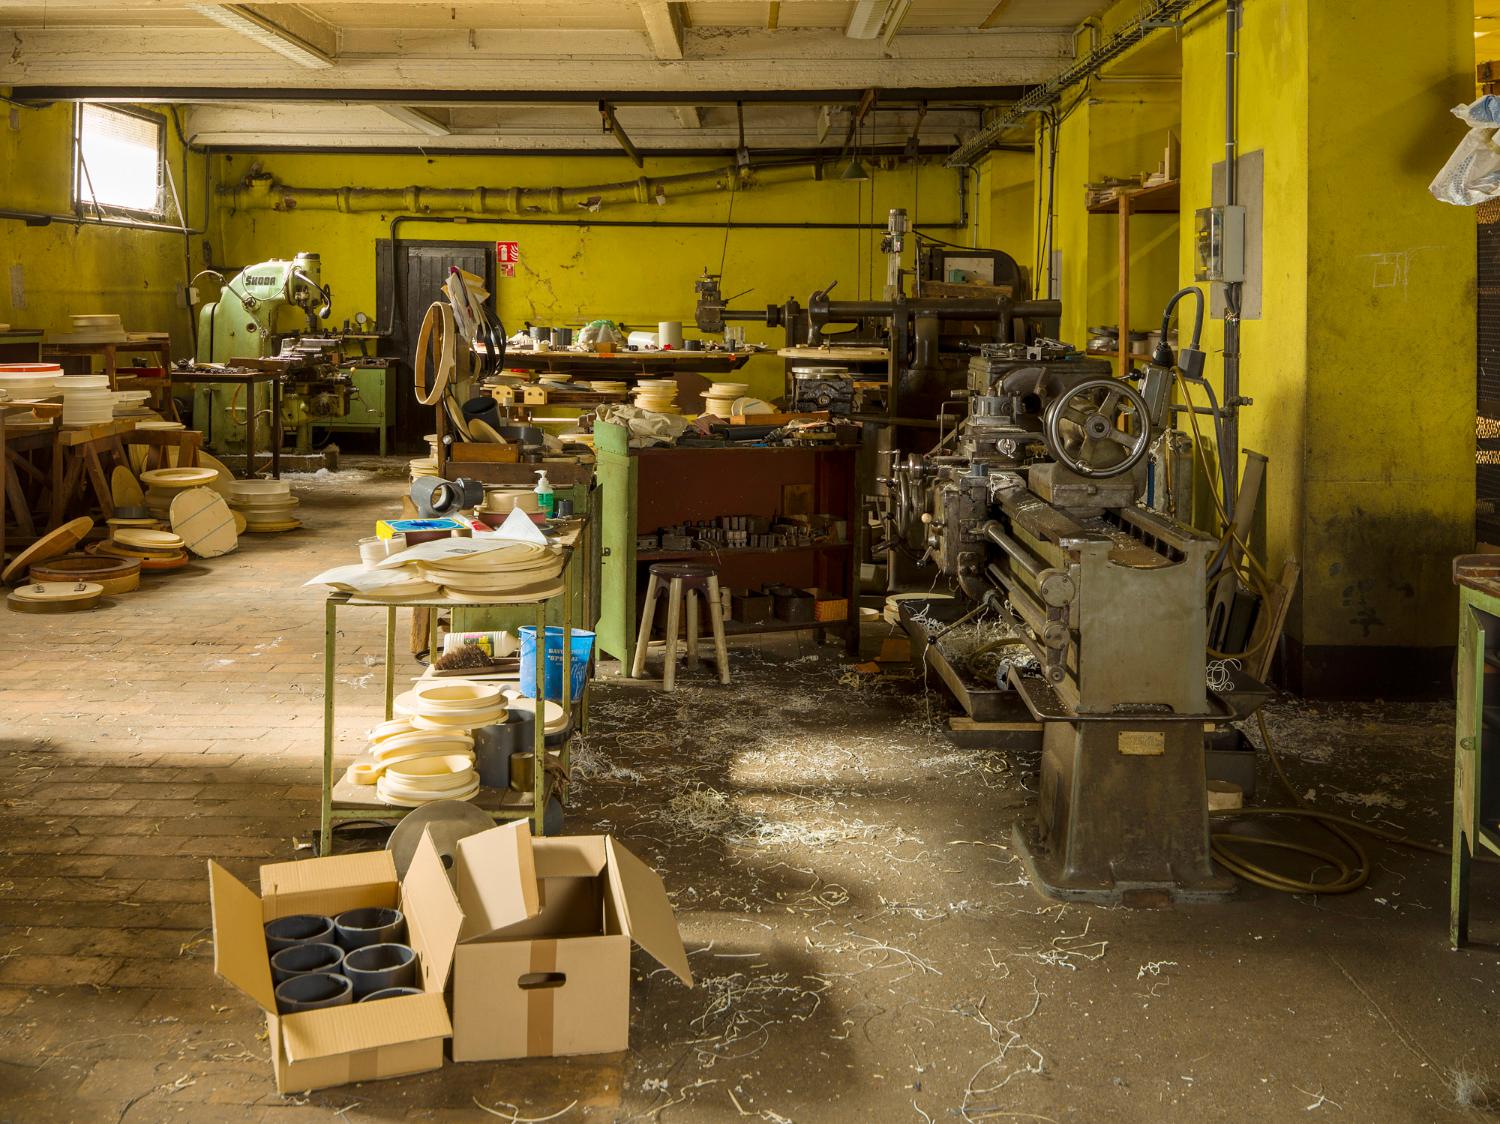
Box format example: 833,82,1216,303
1452,555,1500,948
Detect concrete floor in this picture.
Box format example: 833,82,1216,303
1,461,1498,1123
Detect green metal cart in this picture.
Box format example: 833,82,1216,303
319,539,585,854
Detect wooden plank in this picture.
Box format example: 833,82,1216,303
1248,557,1301,684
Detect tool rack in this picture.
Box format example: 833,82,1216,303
319,535,588,854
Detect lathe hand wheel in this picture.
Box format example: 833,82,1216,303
1041,378,1151,478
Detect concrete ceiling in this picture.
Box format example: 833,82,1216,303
0,0,1116,153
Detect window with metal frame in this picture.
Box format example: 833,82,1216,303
73,104,166,218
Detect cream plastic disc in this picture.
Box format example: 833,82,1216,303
170,488,238,558
369,729,475,759
110,466,145,508
113,527,185,551
193,451,237,497
346,760,380,786
468,418,508,444
502,694,568,733
408,709,506,732
411,680,505,710
242,519,303,533
440,580,566,604
368,719,418,742
383,753,478,784
140,466,217,489
376,777,481,807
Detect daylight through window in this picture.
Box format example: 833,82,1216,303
74,104,163,216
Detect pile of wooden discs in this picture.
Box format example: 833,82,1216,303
228,479,301,533
631,379,679,413
412,541,564,603
142,466,220,519
362,680,508,805
92,526,189,570
342,719,477,797
2,516,123,613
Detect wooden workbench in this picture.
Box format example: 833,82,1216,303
489,348,754,378
43,333,172,389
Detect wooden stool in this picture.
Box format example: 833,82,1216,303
630,562,730,690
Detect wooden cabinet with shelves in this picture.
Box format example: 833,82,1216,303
594,421,860,663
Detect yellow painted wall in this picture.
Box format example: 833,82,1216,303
1179,0,1475,662
1045,80,1181,348
210,152,972,402
1,103,206,355
975,150,1036,289
1178,0,1310,589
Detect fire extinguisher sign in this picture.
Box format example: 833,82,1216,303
496,241,520,277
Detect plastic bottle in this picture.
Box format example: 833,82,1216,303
533,469,555,518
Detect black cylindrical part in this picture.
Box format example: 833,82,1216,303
264,914,334,953
334,907,405,951
270,942,344,985
361,987,425,1003
275,972,353,1014
342,943,418,999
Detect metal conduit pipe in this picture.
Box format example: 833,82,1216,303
1220,0,1244,513
982,520,1046,581
810,297,1063,320
218,160,829,214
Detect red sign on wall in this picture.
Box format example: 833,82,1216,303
496,241,520,277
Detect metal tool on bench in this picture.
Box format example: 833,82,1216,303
879,311,1269,904
411,475,485,518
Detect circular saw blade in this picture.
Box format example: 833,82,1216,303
386,800,495,878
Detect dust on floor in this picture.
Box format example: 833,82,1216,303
0,463,1496,1123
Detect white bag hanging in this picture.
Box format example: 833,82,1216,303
1430,96,1500,206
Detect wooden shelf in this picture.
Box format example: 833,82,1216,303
637,543,852,562
1086,179,1180,215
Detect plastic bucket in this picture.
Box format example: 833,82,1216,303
518,626,594,701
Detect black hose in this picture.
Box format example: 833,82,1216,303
1153,285,1205,365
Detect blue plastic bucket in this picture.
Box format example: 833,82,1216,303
518,626,594,701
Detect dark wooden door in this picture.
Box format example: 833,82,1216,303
376,239,494,453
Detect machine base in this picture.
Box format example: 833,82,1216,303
1012,820,1235,905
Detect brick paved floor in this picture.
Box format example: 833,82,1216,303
1,461,1498,1122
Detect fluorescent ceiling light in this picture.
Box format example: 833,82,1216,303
187,3,333,68
846,0,905,40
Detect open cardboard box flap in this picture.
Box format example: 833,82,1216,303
455,819,540,941
403,828,464,992
261,851,396,918
605,838,694,987
208,860,277,1013
280,993,452,1063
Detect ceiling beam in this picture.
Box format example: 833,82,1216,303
183,3,336,68
674,106,704,128
881,0,913,48
980,0,1017,29
639,1,684,60
379,105,449,136
11,85,1029,107
0,26,1069,89
767,3,781,31
598,101,644,166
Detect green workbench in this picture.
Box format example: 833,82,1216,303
1451,554,1500,947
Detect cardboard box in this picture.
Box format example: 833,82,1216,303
445,820,693,1061
208,838,459,1094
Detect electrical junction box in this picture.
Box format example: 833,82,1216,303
1193,204,1246,283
